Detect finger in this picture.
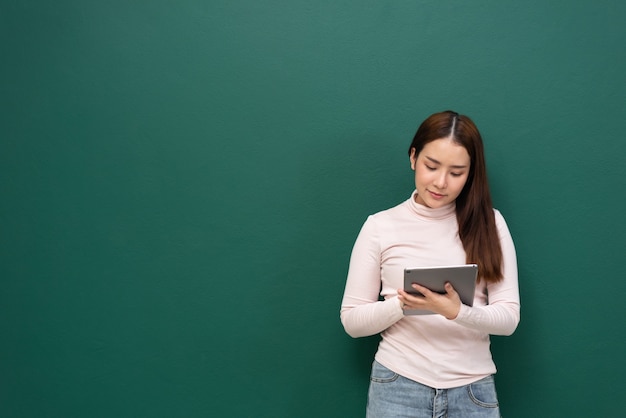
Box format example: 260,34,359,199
397,291,408,305
398,290,417,302
411,283,430,296
400,287,421,300
444,282,458,295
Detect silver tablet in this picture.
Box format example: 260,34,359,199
403,264,478,315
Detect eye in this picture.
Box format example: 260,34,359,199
450,172,465,177
425,164,436,171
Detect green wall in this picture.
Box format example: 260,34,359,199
2,1,625,416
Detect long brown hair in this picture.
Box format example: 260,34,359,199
408,110,503,283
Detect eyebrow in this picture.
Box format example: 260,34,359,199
425,156,468,169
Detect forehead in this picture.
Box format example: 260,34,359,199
420,138,470,166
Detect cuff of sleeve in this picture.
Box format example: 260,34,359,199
453,303,471,322
391,296,406,317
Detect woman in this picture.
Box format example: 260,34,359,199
340,110,520,417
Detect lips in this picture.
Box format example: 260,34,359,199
428,190,446,199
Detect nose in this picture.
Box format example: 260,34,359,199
433,173,447,189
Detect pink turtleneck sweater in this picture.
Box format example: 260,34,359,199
340,191,520,389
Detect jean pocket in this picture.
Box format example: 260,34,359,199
370,361,400,383
467,375,499,408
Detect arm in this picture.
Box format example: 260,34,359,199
340,217,404,338
453,210,520,336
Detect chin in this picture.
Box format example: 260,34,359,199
425,198,450,208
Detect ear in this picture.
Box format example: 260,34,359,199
409,148,417,170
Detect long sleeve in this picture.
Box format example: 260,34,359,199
453,210,520,335
340,216,404,338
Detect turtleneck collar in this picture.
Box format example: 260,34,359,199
406,190,456,220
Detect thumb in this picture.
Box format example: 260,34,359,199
444,282,457,294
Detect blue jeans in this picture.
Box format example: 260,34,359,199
366,361,501,418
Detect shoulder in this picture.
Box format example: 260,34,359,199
357,200,408,235
492,208,514,238
492,208,505,222
368,200,408,222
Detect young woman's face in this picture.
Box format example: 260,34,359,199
410,138,471,208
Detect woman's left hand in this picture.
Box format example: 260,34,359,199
398,282,461,320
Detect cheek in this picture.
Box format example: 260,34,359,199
452,176,469,193
414,167,430,183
